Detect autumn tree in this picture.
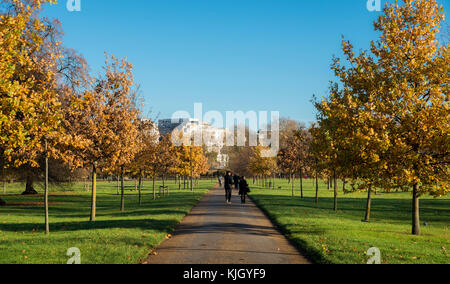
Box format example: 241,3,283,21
175,143,210,190
61,54,141,219
0,0,69,232
324,0,449,234
309,124,326,204
0,0,62,185
228,146,253,177
249,146,278,185
278,125,312,198
315,82,389,220
127,119,159,204
278,138,301,196
225,125,257,178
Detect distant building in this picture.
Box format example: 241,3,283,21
158,118,187,136
158,118,228,169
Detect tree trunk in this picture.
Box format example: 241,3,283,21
23,173,38,195
44,139,50,235
90,163,97,222
138,172,142,206
364,186,372,222
153,176,156,200
273,174,276,189
1,168,5,194
116,176,120,195
315,169,319,204
300,168,304,199
333,170,338,211
291,174,295,197
412,184,421,236
120,167,125,212
163,175,166,196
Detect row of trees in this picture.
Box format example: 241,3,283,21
313,0,448,236
229,0,449,236
0,0,210,233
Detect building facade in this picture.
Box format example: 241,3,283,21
158,118,228,169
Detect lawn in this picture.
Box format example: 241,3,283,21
0,179,216,264
249,178,449,264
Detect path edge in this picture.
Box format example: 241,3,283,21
248,194,323,264
141,184,218,264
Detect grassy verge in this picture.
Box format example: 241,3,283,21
0,179,216,264
249,178,449,264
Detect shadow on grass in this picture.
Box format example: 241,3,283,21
248,195,329,264
250,193,450,264
0,218,180,233
250,195,450,224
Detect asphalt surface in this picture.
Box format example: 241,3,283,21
145,185,311,264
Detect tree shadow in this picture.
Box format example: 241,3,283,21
250,194,450,224
0,218,180,233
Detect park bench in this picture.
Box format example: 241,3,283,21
159,186,169,197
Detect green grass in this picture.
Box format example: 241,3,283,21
249,178,449,264
0,179,216,264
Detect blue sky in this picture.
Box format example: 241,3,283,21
42,0,448,125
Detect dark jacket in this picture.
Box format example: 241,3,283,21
239,179,250,195
224,175,233,190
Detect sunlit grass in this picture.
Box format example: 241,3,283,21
0,179,216,264
249,178,449,264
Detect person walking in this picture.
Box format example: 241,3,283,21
224,171,233,204
239,176,250,204
233,174,240,190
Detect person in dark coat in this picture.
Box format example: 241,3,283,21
224,171,233,204
233,174,240,189
239,176,250,204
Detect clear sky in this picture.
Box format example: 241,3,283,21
42,0,449,125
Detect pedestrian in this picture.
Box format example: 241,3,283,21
233,174,240,190
224,171,233,204
239,176,250,204
218,176,223,187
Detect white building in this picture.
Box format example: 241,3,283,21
158,118,228,169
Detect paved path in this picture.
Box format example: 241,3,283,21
145,186,311,264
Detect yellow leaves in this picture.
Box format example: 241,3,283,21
173,143,209,177
317,0,449,198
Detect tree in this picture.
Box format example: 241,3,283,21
0,0,66,232
175,143,210,189
324,0,449,234
225,125,255,177
309,124,328,204
278,125,312,198
61,54,140,219
249,146,278,184
0,0,62,167
127,119,159,204
228,146,253,177
278,138,301,197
